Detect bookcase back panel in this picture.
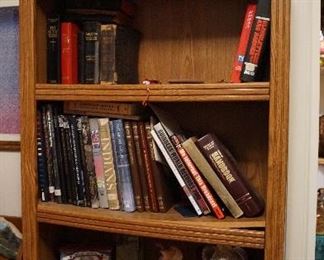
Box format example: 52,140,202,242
155,102,269,199
135,0,248,83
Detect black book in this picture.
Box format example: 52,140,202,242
83,21,101,83
47,15,60,83
240,0,270,82
78,31,85,83
100,24,140,84
36,109,50,202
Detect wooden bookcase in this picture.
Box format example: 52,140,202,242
19,0,290,259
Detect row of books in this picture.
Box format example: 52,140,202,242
47,17,140,84
230,0,270,83
37,102,264,219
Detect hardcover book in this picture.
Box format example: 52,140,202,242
99,24,140,84
83,21,101,83
110,119,136,212
182,137,243,218
240,0,270,82
47,15,61,83
78,31,85,83
89,118,109,208
197,133,264,217
230,3,257,83
98,118,120,210
61,22,79,84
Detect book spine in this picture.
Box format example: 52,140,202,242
68,116,86,206
146,122,172,213
78,31,85,83
197,134,264,217
131,122,150,211
36,109,50,202
124,121,144,212
240,0,270,82
77,117,92,207
46,104,62,203
138,122,159,212
58,115,74,204
61,22,79,84
110,119,136,212
100,24,116,84
80,116,100,208
98,118,120,210
182,137,243,218
150,128,202,216
83,21,101,83
89,118,109,208
171,135,225,219
41,106,55,201
230,3,257,83
47,15,60,83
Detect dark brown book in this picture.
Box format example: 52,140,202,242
124,121,144,212
138,121,159,212
146,121,173,213
98,24,140,84
197,133,264,217
131,121,150,211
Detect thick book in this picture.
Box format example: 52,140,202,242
110,119,136,212
197,134,264,217
98,118,120,210
83,21,101,84
36,109,50,202
61,22,79,84
240,0,270,82
153,123,212,216
99,24,140,84
124,121,144,212
89,118,109,208
80,116,100,208
131,121,150,211
182,137,243,218
47,15,61,83
171,135,225,219
230,3,257,83
138,121,159,212
150,127,202,216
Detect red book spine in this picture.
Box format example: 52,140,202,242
230,3,257,83
61,22,79,84
171,135,225,219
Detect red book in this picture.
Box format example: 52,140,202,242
230,3,257,83
61,22,78,84
171,135,225,219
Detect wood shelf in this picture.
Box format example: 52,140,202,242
319,157,324,165
37,202,265,249
35,83,270,102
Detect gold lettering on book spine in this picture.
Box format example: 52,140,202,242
210,149,236,184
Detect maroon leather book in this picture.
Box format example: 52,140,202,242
197,133,264,217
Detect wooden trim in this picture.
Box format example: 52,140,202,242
0,141,20,151
265,0,290,259
319,158,324,165
20,0,38,259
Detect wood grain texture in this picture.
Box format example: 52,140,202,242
0,141,20,151
265,0,290,259
37,202,265,249
35,83,270,102
19,0,38,259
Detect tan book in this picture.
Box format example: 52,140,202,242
182,137,243,218
98,118,120,210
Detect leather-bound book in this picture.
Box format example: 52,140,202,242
197,134,264,217
47,15,61,83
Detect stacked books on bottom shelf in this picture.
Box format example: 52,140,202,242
37,102,264,219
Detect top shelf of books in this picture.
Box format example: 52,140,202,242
35,82,270,102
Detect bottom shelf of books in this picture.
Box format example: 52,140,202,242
37,202,265,249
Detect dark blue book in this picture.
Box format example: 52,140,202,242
110,119,136,212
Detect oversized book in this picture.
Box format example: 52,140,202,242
240,0,270,82
197,134,264,217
